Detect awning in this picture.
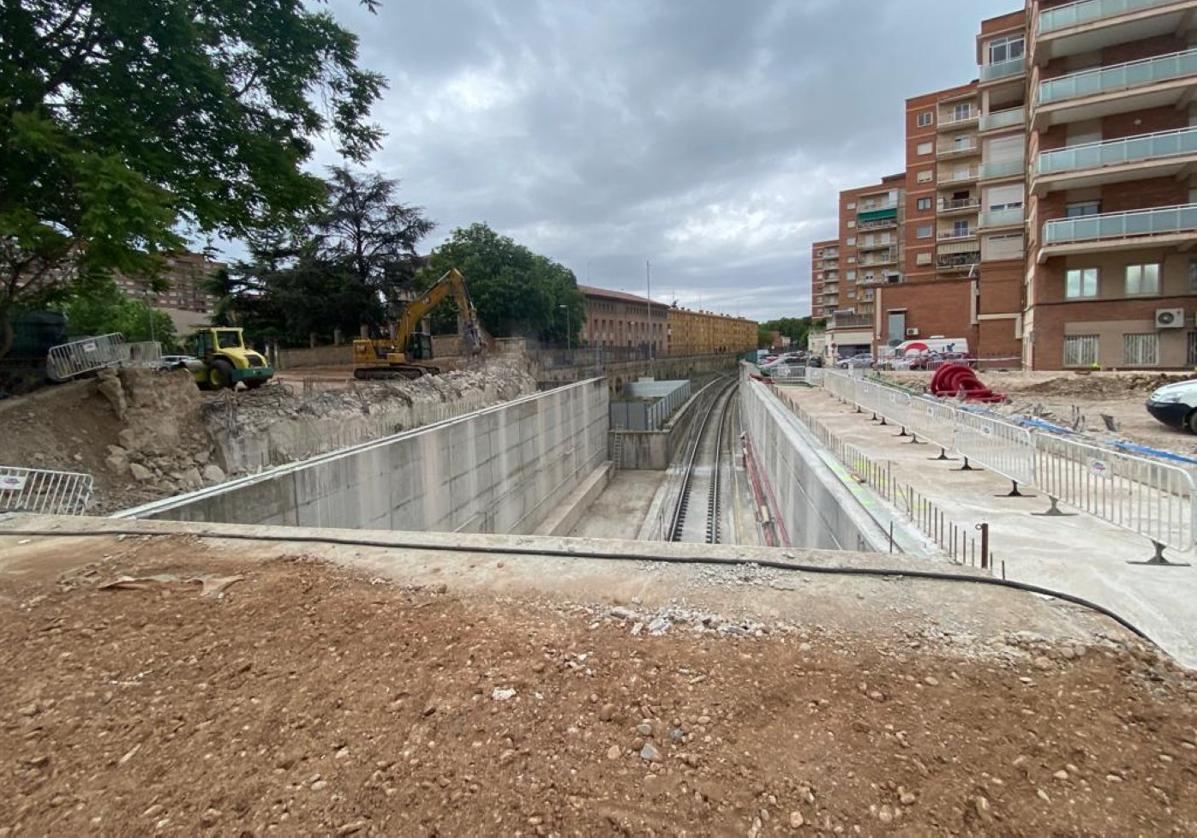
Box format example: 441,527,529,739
857,207,898,223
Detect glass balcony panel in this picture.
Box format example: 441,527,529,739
1037,126,1197,173
1044,203,1197,243
1040,0,1180,35
1039,47,1197,105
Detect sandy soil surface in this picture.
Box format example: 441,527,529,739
883,370,1197,456
2,529,1196,835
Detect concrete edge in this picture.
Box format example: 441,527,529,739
534,462,614,537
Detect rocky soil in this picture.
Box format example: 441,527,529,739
0,358,538,514
1,537,1196,836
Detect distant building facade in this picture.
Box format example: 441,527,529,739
116,251,223,314
578,284,756,356
666,306,758,355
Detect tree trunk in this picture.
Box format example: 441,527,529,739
0,304,14,362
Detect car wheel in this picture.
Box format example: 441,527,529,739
1187,410,1197,435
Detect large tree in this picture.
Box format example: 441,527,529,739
0,0,385,356
310,167,434,318
416,223,584,346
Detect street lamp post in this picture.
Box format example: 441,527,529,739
558,304,570,350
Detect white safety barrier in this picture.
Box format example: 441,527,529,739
46,333,127,381
121,341,163,365
953,410,1035,488
1035,435,1196,556
0,466,94,515
802,371,1197,559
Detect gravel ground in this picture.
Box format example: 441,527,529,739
2,534,1196,836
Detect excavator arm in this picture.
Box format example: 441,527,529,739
393,268,483,355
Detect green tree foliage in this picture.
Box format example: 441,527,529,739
54,279,178,348
761,316,813,349
417,224,584,346
0,0,385,356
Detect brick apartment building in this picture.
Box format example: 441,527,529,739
810,239,839,324
116,251,222,315
810,1,1197,370
667,306,758,355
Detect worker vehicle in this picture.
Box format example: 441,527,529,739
184,327,273,390
352,267,484,380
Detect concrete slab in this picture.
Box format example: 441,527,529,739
567,470,666,539
778,384,1197,669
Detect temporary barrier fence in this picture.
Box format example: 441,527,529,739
803,370,1197,561
1035,434,1195,564
0,466,94,516
46,333,127,381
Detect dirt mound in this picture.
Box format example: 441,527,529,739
1014,372,1197,399
1,545,1194,835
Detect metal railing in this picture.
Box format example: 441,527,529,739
981,56,1026,82
979,158,1025,179
979,106,1026,132
46,333,127,381
938,229,976,241
1043,202,1197,245
0,466,94,515
938,112,979,130
808,369,1197,561
979,206,1025,228
1036,125,1197,175
938,141,980,157
938,198,980,212
827,314,873,330
857,218,898,231
858,250,899,266
1038,46,1197,105
939,167,980,184
1039,0,1183,34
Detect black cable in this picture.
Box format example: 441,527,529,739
0,525,1153,645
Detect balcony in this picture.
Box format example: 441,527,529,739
938,228,977,242
937,139,980,158
1034,47,1197,126
978,106,1026,133
937,197,980,215
858,217,898,231
937,111,979,131
980,56,1027,83
1039,202,1197,259
939,166,980,185
979,158,1024,180
1035,0,1197,63
1032,126,1197,194
936,246,982,273
858,249,899,267
828,314,874,330
979,206,1026,229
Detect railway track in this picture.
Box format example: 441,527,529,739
666,377,737,543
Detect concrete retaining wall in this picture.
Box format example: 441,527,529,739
118,379,609,535
740,373,927,554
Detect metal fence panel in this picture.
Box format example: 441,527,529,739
46,333,127,381
907,396,959,450
0,466,94,515
876,386,912,430
121,341,163,365
1035,435,1196,552
954,410,1035,486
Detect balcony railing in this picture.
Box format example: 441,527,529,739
938,229,977,241
828,314,873,330
979,206,1026,228
938,140,980,157
1039,0,1182,35
979,106,1026,132
1038,47,1197,105
858,218,898,231
858,202,898,213
936,252,981,271
981,56,1027,82
1036,125,1197,175
939,166,980,184
938,111,979,129
937,197,980,212
858,249,899,266
979,158,1024,179
1043,202,1197,244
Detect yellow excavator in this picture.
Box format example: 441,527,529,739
351,267,484,380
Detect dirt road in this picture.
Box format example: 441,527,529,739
2,530,1195,835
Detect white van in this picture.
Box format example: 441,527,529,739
892,337,969,357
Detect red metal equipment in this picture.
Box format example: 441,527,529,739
929,363,1004,403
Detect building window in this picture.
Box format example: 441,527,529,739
1125,264,1160,296
916,197,931,211
917,111,933,128
1065,267,1098,299
847,220,856,228
846,236,856,245
953,220,970,236
1123,333,1159,366
1063,335,1099,367
846,270,856,280
1066,200,1101,218
917,170,933,183
916,224,932,239
988,35,1025,65
916,141,932,156
916,252,932,266
953,102,972,121
846,202,856,210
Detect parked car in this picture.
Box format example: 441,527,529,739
836,353,874,369
153,354,197,371
1146,379,1197,433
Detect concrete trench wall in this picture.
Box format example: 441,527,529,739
118,379,609,535
739,374,927,555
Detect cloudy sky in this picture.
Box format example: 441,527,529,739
310,0,1019,322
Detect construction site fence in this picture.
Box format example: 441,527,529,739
0,465,94,516
46,334,163,382
807,368,1197,555
610,380,692,431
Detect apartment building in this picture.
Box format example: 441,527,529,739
667,306,758,355
1025,0,1197,370
116,251,222,314
827,174,905,357
810,239,840,323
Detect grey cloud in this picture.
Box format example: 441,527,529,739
304,0,1019,321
